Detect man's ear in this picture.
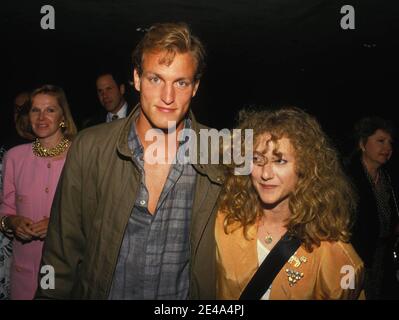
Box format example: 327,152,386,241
192,80,200,97
119,84,126,96
359,140,365,152
133,69,141,92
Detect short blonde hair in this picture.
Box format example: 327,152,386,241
17,85,77,140
132,22,206,81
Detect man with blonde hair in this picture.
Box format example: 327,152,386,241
37,22,224,299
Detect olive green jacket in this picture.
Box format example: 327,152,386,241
36,106,225,299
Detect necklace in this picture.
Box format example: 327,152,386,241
32,137,70,157
265,231,273,244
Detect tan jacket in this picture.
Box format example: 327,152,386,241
215,212,365,300
36,106,225,299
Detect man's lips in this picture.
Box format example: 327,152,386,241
156,106,176,113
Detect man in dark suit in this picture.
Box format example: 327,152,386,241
83,72,133,128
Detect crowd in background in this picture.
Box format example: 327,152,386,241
1,22,398,300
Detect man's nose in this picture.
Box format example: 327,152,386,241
161,83,175,105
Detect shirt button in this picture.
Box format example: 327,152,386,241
139,200,146,206
47,163,51,168
45,187,49,193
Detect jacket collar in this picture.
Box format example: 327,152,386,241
116,104,225,185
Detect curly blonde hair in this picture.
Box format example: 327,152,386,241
219,106,357,251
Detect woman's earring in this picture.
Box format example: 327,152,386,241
59,121,66,128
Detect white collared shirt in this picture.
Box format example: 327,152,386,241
257,239,272,300
106,102,128,123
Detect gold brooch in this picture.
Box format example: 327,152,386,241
285,269,304,287
288,252,308,268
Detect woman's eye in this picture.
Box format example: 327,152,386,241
275,158,287,164
253,154,265,165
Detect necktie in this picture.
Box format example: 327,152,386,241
111,114,119,121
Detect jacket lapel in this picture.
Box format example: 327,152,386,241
190,173,221,255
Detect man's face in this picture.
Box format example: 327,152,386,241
96,74,125,113
134,51,200,131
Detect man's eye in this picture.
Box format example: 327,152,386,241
176,80,189,88
149,76,160,84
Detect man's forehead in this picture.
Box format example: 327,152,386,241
142,50,196,66
140,51,197,80
96,74,117,87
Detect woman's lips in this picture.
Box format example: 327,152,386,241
259,184,277,189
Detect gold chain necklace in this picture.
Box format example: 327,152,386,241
32,137,70,157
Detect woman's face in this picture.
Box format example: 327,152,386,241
250,134,298,209
361,129,393,167
29,94,64,140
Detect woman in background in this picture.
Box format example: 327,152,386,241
346,116,399,299
0,100,30,300
0,85,77,299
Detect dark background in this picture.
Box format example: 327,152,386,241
1,0,398,159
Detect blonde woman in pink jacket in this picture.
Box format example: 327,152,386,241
0,85,77,299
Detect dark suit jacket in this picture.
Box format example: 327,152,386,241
81,103,134,129
346,154,399,268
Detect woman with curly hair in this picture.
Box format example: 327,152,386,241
216,107,364,300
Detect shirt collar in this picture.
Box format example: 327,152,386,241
128,112,192,160
107,102,128,122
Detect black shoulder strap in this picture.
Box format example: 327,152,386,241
239,232,301,300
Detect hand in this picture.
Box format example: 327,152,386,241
7,216,36,241
30,216,50,239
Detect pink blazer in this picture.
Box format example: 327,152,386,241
0,143,66,300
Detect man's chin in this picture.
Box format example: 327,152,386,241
149,118,183,133
104,104,116,112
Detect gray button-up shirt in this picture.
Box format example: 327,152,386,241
108,118,197,299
